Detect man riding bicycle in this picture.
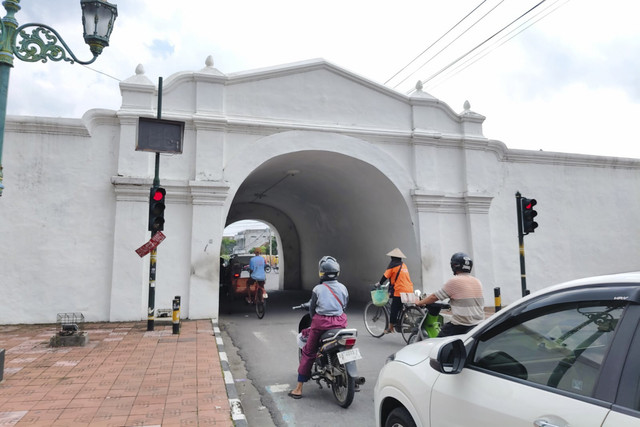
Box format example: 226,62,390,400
246,248,266,303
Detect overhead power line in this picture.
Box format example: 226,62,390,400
391,0,506,90
385,0,489,86
411,0,549,92
424,0,570,92
81,64,122,82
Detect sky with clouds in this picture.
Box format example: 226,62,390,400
7,0,640,160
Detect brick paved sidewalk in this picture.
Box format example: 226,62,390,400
0,319,232,426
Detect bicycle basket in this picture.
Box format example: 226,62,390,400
371,289,389,306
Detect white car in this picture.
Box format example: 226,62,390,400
374,272,640,427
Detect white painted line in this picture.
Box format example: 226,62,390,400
219,351,228,362
213,326,220,334
224,370,235,384
253,331,268,344
266,383,292,393
216,337,223,345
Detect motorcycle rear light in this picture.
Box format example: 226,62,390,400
233,273,240,278
342,337,356,349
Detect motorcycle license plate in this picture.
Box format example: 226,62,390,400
337,348,362,364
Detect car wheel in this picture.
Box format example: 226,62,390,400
384,407,416,427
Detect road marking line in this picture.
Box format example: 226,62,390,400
224,370,235,384
266,383,291,393
253,331,268,344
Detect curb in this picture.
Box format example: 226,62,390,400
212,320,248,427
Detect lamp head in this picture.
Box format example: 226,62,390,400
81,0,118,56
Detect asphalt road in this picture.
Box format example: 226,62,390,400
219,273,411,427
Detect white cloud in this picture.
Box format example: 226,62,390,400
4,0,640,158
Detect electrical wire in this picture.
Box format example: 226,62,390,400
385,0,489,86
424,0,569,92
391,0,506,90
81,64,122,82
410,0,549,93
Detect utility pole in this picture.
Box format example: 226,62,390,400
147,77,163,331
135,77,184,331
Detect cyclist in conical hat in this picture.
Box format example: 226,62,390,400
377,248,414,334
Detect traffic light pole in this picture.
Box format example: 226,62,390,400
147,78,163,331
516,192,528,297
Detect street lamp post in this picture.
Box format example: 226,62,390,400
0,0,118,196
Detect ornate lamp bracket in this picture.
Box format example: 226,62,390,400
13,23,98,65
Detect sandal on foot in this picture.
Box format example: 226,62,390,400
288,391,303,399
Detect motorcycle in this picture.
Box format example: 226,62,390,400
407,302,451,343
293,304,365,408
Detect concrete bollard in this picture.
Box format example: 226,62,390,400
172,296,181,334
494,287,502,312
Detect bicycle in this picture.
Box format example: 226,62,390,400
363,283,424,343
246,280,267,319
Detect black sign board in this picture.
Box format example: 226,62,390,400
136,117,184,154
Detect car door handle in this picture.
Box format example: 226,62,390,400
534,419,560,427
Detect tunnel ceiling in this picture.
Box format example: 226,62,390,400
227,149,419,299
232,151,382,211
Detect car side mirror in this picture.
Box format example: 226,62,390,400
429,339,466,374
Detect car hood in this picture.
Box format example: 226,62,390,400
392,338,450,366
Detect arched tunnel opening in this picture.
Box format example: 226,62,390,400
225,150,419,302
222,220,285,291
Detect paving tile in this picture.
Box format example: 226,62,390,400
13,408,64,425
86,414,129,426
0,320,231,426
56,406,100,421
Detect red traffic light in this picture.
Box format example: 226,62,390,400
520,197,538,234
151,188,166,201
148,187,166,232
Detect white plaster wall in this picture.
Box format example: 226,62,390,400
489,152,640,304
1,58,639,324
1,111,119,323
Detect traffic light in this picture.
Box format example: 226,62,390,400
148,187,166,232
521,197,538,234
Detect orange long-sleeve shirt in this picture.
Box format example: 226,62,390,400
384,263,413,296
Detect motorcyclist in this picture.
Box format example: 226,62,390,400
289,256,349,399
415,252,485,336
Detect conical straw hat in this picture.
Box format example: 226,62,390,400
386,248,406,258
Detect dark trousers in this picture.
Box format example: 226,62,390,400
389,296,403,328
